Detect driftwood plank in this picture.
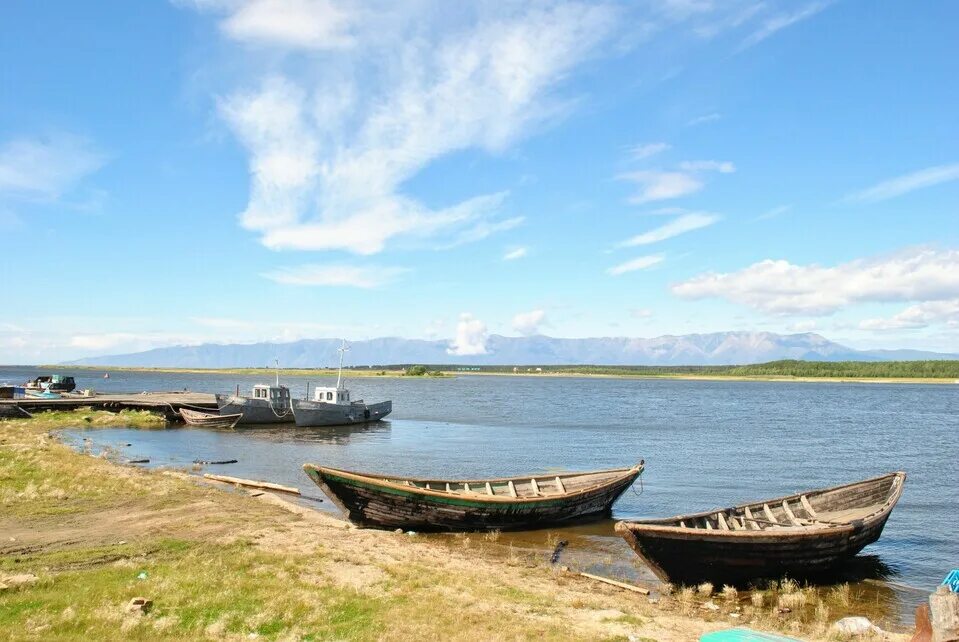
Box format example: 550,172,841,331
203,473,300,495
579,572,650,595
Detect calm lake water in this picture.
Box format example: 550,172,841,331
4,366,955,625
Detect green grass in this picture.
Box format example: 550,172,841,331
0,539,387,641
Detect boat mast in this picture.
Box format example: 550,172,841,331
274,358,279,387
336,339,350,389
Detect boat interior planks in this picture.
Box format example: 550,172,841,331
615,471,906,586
303,461,645,532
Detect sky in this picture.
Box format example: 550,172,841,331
1,0,958,364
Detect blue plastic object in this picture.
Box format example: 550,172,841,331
943,569,959,593
700,629,802,642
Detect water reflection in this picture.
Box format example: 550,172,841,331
234,420,392,445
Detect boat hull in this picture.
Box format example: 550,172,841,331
215,394,293,424
180,408,242,429
305,466,641,531
616,516,891,586
615,472,905,586
292,399,392,427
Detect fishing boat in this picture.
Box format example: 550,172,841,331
215,360,294,424
291,341,392,427
180,408,243,429
25,374,76,393
615,472,906,586
302,461,645,531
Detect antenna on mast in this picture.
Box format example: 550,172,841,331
336,339,350,389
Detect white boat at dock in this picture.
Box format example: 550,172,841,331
291,341,392,427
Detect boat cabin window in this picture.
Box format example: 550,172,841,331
327,391,333,401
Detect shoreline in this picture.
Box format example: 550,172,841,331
35,364,959,385
0,410,910,640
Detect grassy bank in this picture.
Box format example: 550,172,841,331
51,360,959,382
0,410,905,641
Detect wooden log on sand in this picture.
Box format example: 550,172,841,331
203,473,300,495
578,571,650,595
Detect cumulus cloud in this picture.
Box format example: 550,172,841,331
262,263,408,287
621,212,719,246
0,133,105,199
859,299,959,331
220,0,357,49
191,2,619,254
447,313,489,355
503,246,528,261
608,254,664,275
512,309,547,336
673,247,959,316
843,163,959,203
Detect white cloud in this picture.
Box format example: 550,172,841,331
755,204,791,220
195,3,619,255
673,247,959,316
630,308,653,318
620,159,733,205
739,1,831,50
620,170,702,204
220,0,357,49
503,246,528,261
512,309,547,336
843,163,959,203
0,134,105,199
621,212,719,246
859,299,959,331
447,313,488,355
607,254,664,275
262,263,408,288
439,213,524,250
629,142,671,160
513,310,548,337
687,112,720,126
787,320,817,332
678,160,735,173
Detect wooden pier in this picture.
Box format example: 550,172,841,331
0,392,218,419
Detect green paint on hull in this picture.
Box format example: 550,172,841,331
315,471,634,510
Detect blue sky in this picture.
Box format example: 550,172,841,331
1,0,957,363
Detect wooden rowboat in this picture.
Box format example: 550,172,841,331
180,408,242,429
615,472,906,586
303,461,645,531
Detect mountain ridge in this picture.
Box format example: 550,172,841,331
62,332,959,368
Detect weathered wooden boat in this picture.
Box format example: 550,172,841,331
615,472,906,586
291,340,392,427
180,407,242,429
303,461,645,531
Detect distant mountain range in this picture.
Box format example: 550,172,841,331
63,332,959,368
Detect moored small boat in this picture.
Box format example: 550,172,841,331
215,385,293,424
180,407,242,429
291,340,392,427
302,461,645,531
615,472,906,586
